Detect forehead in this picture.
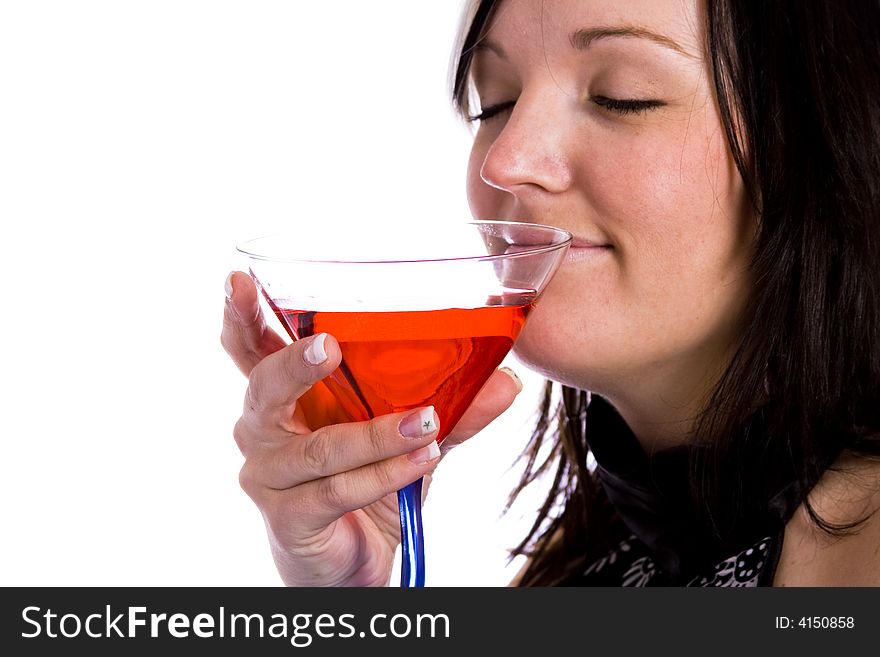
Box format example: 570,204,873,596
484,0,704,59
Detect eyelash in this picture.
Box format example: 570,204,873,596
467,96,665,122
467,101,515,123
591,96,666,115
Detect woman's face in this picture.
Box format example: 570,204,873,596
467,0,754,410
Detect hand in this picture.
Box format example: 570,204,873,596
221,271,522,586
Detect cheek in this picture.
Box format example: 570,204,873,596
585,119,745,266
588,144,698,242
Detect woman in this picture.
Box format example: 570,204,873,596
221,0,880,586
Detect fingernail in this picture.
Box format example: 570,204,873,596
398,406,438,439
407,440,441,465
499,366,523,393
303,333,328,365
224,271,235,299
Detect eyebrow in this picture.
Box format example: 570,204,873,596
569,26,695,58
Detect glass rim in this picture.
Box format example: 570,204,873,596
235,220,573,265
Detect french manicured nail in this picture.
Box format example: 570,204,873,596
303,333,328,365
224,271,235,299
499,366,523,393
407,440,441,465
399,406,438,439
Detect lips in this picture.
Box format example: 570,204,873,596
495,216,611,250
565,239,612,264
570,238,611,249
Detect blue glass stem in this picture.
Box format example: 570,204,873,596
397,477,425,587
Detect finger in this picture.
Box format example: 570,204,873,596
282,440,442,534
244,407,441,491
221,271,288,376
441,367,523,452
241,332,343,432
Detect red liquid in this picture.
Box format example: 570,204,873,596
271,297,533,442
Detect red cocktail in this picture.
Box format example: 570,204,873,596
271,297,533,441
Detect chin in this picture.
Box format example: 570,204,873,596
512,326,588,390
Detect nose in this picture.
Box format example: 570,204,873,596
479,91,574,196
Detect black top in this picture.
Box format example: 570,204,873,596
560,395,839,586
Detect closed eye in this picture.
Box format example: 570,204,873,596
591,96,665,115
467,100,516,123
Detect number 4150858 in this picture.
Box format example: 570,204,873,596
775,616,854,629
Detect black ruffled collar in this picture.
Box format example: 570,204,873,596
585,394,837,579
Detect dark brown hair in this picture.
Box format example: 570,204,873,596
452,0,880,585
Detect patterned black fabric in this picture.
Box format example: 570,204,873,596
557,395,834,586
564,532,781,587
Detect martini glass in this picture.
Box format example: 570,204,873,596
237,221,571,586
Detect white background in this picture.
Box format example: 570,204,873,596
0,1,551,586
